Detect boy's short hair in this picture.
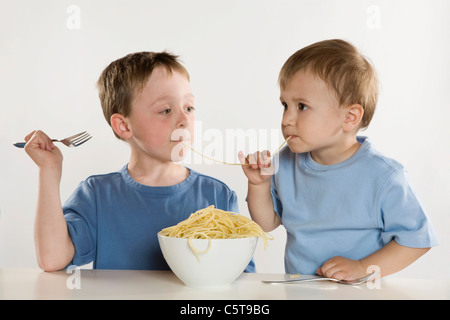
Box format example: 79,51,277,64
278,39,378,129
97,51,190,139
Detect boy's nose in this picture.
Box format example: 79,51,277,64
282,108,296,126
176,109,189,128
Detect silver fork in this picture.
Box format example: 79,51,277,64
262,272,379,286
13,131,92,148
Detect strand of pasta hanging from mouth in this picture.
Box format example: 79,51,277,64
181,136,292,166
159,205,273,261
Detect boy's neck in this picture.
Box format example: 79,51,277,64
127,155,189,187
310,135,361,166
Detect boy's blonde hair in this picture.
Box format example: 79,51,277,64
97,51,190,139
278,39,378,129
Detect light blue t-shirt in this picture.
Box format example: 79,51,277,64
63,165,255,272
271,136,438,275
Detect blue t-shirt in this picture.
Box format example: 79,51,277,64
271,136,438,275
63,165,255,272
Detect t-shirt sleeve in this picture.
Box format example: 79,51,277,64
63,180,97,267
270,175,283,219
227,190,240,213
379,168,439,248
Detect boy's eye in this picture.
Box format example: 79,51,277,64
281,102,288,111
161,108,171,115
298,103,308,111
186,106,195,112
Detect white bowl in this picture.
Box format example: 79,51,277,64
158,233,257,288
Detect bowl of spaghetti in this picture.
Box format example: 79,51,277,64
158,205,271,288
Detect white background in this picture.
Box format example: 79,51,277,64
1,0,449,279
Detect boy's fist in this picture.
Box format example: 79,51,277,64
24,130,63,170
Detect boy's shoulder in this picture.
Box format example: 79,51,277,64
74,170,123,193
83,170,123,184
359,137,404,173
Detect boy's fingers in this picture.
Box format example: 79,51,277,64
24,130,54,151
316,267,323,276
248,153,258,169
237,151,247,165
24,130,37,142
318,258,344,279
255,151,265,168
317,260,332,277
261,150,271,168
238,150,274,172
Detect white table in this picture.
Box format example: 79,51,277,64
1,268,449,300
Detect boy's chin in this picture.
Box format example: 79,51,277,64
286,143,307,154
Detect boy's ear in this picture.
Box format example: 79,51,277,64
110,113,132,140
343,104,364,132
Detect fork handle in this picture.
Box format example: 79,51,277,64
13,139,58,148
262,277,334,284
13,142,26,148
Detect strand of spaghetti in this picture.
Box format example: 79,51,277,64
181,136,292,166
188,237,211,262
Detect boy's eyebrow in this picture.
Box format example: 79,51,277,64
150,93,195,106
279,96,311,104
185,93,195,100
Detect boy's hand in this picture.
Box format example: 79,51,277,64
24,130,63,170
316,256,366,281
238,150,274,185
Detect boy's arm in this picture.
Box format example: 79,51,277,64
317,240,430,280
238,151,281,232
25,131,75,271
247,181,281,232
360,240,430,277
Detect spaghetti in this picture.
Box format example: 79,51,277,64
159,205,273,261
182,135,292,166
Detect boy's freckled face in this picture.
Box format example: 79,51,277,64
280,69,346,155
127,67,195,160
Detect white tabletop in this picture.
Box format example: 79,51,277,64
1,268,449,300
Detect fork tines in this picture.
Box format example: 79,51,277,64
71,132,92,147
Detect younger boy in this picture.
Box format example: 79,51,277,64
25,52,255,272
239,39,437,280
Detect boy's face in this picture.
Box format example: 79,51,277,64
126,67,195,162
280,69,349,161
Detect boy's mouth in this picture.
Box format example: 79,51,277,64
170,128,191,143
170,138,190,143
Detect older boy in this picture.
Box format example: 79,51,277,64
239,39,437,280
25,52,255,272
